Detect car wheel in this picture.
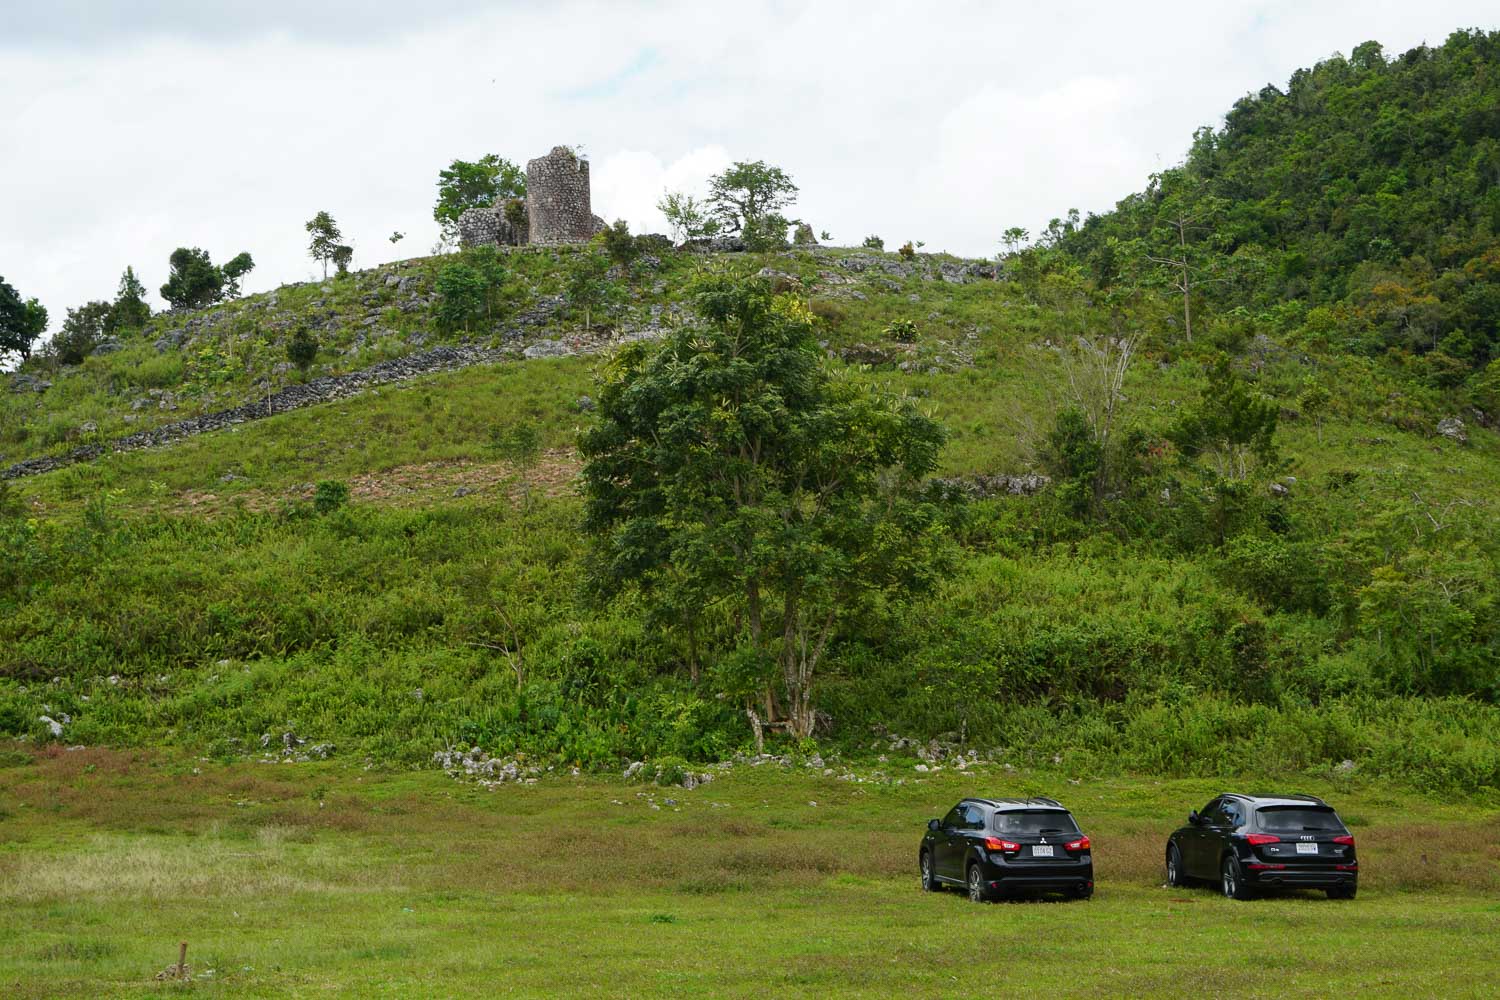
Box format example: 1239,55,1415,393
1074,884,1094,900
1221,856,1253,900
1166,844,1185,887
967,863,991,904
1326,885,1357,900
920,851,942,892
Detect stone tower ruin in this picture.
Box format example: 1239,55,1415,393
457,145,605,250
525,146,597,244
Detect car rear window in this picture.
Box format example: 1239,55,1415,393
992,810,1079,835
1254,807,1347,834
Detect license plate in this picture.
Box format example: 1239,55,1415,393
1296,843,1319,855
1032,845,1054,858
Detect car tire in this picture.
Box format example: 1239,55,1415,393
920,851,942,892
1074,884,1094,900
966,863,992,904
1326,885,1357,900
1221,856,1253,900
1166,844,1186,888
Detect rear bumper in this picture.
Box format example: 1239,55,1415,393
979,858,1094,894
1245,867,1357,889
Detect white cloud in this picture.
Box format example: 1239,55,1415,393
1,0,1494,340
593,145,731,236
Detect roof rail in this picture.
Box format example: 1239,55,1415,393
1028,796,1062,807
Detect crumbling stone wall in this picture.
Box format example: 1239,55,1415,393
457,197,528,249
526,146,596,244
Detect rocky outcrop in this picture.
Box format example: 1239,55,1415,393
930,473,1050,498
1437,416,1469,445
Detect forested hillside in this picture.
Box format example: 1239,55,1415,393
1047,29,1500,396
2,34,1498,795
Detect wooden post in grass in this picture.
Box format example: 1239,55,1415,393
177,942,187,977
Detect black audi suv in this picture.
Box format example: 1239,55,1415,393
919,797,1094,902
1165,793,1359,899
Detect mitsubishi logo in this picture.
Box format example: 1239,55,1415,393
1040,837,1048,844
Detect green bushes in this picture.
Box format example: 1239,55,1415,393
0,489,1496,792
313,480,349,514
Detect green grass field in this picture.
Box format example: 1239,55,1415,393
2,748,1496,998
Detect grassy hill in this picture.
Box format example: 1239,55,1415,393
4,34,1499,796
4,238,1496,794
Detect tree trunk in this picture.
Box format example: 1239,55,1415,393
685,614,699,683
1179,223,1192,342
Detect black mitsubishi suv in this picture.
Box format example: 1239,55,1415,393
919,797,1094,902
1165,793,1359,900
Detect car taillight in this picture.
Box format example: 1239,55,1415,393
984,837,1020,853
1333,835,1355,846
1065,836,1090,852
1245,834,1280,846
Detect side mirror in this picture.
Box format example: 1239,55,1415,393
927,818,940,832
1188,810,1201,826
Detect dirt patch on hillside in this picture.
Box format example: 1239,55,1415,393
165,450,582,516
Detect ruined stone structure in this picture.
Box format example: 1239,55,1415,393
458,145,605,250
457,197,528,248
525,146,600,244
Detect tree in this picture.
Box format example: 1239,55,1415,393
160,247,249,310
1297,376,1332,443
1045,327,1141,518
49,300,112,365
657,190,719,244
1142,198,1225,343
435,262,486,333
221,252,255,298
0,276,48,364
861,236,884,251
1472,358,1500,418
434,155,526,246
332,245,354,276
580,270,949,738
286,327,318,373
306,212,343,279
600,219,642,271
105,267,150,334
466,245,510,322
491,421,543,509
565,252,618,331
706,161,798,240
1169,355,1279,480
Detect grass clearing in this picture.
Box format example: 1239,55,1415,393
0,748,1496,997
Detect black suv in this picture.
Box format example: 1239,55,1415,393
919,797,1094,902
1165,793,1359,900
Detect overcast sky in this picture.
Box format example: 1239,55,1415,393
1,1,1495,337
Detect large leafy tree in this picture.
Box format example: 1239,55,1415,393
580,270,948,737
434,155,526,245
707,161,798,249
1,276,48,364
160,248,254,310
